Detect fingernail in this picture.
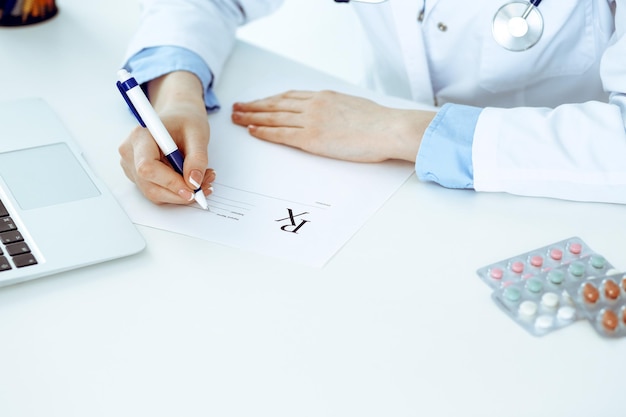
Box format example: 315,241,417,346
189,170,203,189
178,189,194,201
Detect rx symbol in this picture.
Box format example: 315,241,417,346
275,208,310,233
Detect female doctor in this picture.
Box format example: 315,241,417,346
119,0,626,206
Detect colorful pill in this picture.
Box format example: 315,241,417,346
489,268,504,279
549,248,563,261
590,255,606,269
526,278,543,294
568,262,585,277
510,261,524,274
582,282,599,304
541,292,559,309
504,287,521,302
547,270,565,285
601,309,619,332
604,279,620,300
529,255,543,267
622,276,626,292
568,242,582,255
622,307,626,325
490,267,504,280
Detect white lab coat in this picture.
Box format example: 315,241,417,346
126,0,626,204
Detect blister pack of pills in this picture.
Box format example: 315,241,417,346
477,237,621,337
476,237,595,290
491,273,580,336
566,273,626,338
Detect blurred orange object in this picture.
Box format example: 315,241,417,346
0,0,57,26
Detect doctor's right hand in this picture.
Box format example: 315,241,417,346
119,71,215,205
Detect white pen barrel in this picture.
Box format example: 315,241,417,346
124,87,178,156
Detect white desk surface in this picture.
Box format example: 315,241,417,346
1,1,625,416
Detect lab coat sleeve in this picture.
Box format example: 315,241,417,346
472,3,626,204
124,0,283,83
124,46,221,112
416,103,481,189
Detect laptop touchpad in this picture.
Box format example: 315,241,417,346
0,143,100,210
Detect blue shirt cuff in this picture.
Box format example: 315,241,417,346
415,103,482,189
123,46,220,113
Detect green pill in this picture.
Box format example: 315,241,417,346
526,278,543,293
504,287,522,302
547,270,565,285
569,262,585,277
590,255,606,269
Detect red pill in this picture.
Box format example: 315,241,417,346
490,267,503,280
549,248,563,261
582,283,599,304
568,242,582,255
511,261,524,274
604,280,621,300
530,255,543,267
602,310,619,332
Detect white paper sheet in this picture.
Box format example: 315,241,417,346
114,43,423,266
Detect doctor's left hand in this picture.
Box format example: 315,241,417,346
231,90,435,163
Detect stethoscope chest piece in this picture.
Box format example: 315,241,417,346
492,1,543,51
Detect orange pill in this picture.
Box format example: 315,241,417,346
622,277,626,292
582,282,599,304
623,308,626,325
604,280,621,300
602,310,619,332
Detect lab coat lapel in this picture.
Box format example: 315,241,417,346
389,0,435,105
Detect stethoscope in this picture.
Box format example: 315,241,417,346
334,0,544,52
492,0,543,51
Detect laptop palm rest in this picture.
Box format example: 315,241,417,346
0,143,100,210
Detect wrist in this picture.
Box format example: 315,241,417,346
389,109,436,162
147,71,206,115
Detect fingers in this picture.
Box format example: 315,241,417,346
231,92,314,129
246,124,329,159
178,131,210,191
119,127,215,206
231,109,304,129
135,158,198,205
247,125,305,149
232,90,313,113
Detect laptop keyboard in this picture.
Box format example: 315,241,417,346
0,198,38,272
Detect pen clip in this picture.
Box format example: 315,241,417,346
116,78,146,128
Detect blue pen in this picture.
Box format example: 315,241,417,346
116,69,208,210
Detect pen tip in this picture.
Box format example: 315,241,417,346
194,191,209,210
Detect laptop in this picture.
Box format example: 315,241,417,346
0,98,145,287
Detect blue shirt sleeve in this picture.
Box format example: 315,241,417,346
123,46,221,113
415,103,482,189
